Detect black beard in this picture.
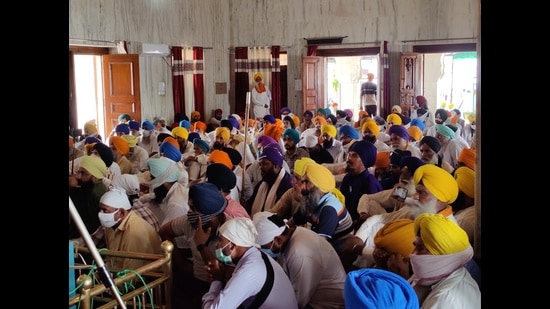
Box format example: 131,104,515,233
435,119,444,124
363,135,377,144
300,187,321,215
322,139,333,149
262,168,277,183
213,142,224,150
153,185,169,203
179,142,187,153
77,179,95,190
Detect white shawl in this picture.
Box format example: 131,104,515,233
250,168,285,217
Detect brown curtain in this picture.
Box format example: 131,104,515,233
270,46,281,117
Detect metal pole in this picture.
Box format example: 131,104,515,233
241,92,251,201
69,196,127,309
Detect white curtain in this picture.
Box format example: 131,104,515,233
181,46,195,116
247,46,272,89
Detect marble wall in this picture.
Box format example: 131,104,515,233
69,0,480,122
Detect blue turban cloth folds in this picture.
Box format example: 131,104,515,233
409,118,425,132
345,268,419,309
159,142,182,163
283,128,300,144
147,157,181,189
388,124,409,141
349,140,378,168
179,120,191,131
142,120,154,130
187,182,228,228
263,114,276,124
339,125,359,140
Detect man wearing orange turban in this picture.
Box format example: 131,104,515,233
109,136,133,174
251,72,272,120
360,73,378,116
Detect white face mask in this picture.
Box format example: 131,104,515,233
98,209,121,228
142,130,151,137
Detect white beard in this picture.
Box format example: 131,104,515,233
405,196,438,219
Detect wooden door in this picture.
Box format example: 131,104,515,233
302,56,325,114
102,54,141,136
399,53,423,117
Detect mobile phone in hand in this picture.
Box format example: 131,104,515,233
392,186,408,201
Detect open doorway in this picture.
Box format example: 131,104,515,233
325,52,477,122
326,55,378,118
73,54,106,138
69,48,141,140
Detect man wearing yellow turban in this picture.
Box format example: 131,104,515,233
122,134,149,173
212,126,231,150
373,218,415,279
361,118,391,152
288,162,354,258
346,163,461,272
69,155,109,241
320,124,345,163
409,213,480,308
453,165,476,248
171,126,194,159
251,72,272,120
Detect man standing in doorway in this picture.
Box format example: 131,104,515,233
361,73,378,117
251,72,272,121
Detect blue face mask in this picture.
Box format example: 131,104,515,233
215,242,233,264
260,248,280,260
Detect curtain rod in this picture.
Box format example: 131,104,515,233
228,45,292,50
69,38,117,44
401,37,476,43
310,41,379,46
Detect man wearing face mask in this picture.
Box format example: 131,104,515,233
139,120,160,157
160,182,229,309
146,157,191,299
253,211,347,309
98,188,162,270
200,216,298,309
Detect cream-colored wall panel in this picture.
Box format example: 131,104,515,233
69,0,479,123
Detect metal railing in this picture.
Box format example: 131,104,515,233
69,240,173,309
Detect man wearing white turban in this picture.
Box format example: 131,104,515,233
98,188,162,270
200,217,298,308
